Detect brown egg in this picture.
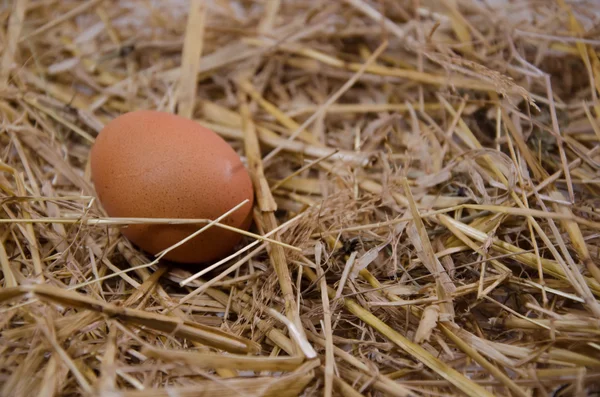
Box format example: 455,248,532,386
90,110,254,264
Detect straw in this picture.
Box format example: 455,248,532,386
2,1,600,396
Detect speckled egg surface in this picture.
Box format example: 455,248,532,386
90,110,254,264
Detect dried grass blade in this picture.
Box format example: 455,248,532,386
265,307,317,359
557,0,600,112
37,317,92,394
286,102,443,117
0,239,17,287
316,242,334,397
0,162,44,282
15,130,93,194
179,212,303,287
249,39,507,92
461,203,600,229
361,268,525,377
22,96,95,143
12,284,259,354
111,367,314,397
303,268,495,397
142,346,305,371
414,304,439,344
19,0,102,42
3,311,102,342
176,0,206,118
331,375,366,397
97,322,118,394
198,103,371,165
177,242,268,306
440,324,529,397
550,191,600,284
206,288,296,356
240,94,277,212
335,251,358,300
343,0,410,41
271,150,338,191
123,266,168,307
0,0,28,88
261,40,388,163
37,354,61,397
238,79,322,145
440,214,600,296
240,90,305,351
308,333,416,397
402,179,455,319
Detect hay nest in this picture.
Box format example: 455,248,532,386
1,0,600,396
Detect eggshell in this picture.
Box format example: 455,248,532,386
90,110,254,264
